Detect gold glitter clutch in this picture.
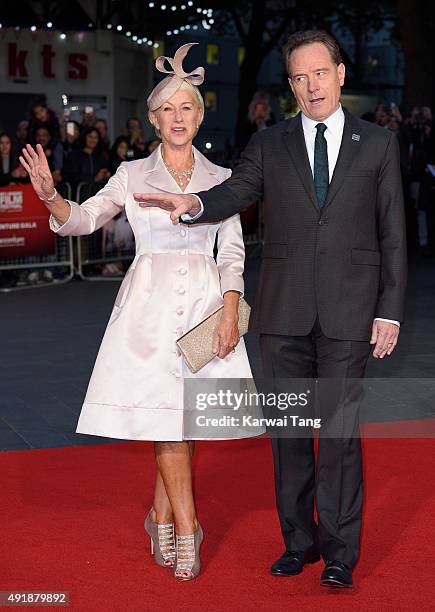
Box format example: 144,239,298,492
176,298,251,373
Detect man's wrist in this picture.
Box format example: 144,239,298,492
189,195,202,216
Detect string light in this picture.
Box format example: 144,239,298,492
3,2,213,46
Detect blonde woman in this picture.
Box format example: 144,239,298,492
19,43,262,581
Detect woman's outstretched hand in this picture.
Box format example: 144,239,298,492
19,144,55,201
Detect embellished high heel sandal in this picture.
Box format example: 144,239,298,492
144,509,176,568
174,523,204,581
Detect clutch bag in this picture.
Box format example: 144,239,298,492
176,298,251,373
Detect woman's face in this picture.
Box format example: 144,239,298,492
0,135,12,156
85,130,99,150
34,105,49,122
151,89,203,147
117,141,128,158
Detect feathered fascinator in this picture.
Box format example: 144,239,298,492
147,42,205,111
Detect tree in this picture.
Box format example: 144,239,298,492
395,0,435,109
206,0,399,147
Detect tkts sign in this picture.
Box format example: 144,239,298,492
7,43,88,80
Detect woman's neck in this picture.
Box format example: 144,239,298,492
161,141,194,171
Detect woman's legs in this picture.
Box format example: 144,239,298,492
153,441,196,535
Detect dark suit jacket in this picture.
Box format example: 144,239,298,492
194,110,407,341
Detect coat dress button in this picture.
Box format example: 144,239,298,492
179,267,187,275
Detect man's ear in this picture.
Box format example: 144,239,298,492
338,63,345,87
288,77,295,96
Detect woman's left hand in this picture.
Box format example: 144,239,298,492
212,314,240,359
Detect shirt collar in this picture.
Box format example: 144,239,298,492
301,104,344,137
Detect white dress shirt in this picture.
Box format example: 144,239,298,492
301,104,345,183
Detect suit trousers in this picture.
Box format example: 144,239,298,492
259,318,371,568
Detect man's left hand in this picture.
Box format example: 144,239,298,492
370,320,400,358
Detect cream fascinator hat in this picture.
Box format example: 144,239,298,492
147,42,205,111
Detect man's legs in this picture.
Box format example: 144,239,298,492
260,332,317,553
313,321,371,569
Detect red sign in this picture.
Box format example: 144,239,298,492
0,184,56,257
7,43,88,80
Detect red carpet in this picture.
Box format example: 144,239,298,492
1,437,435,611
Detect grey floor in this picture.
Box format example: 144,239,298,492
1,254,434,450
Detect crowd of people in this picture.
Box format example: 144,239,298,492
0,98,160,194
362,103,435,254
1,96,434,287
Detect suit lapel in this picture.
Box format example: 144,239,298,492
283,114,319,211
323,110,362,210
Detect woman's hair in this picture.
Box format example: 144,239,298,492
110,135,130,157
248,93,272,123
148,80,204,139
79,127,102,151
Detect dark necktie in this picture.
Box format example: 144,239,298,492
314,123,329,208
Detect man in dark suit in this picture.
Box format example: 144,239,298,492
134,30,407,588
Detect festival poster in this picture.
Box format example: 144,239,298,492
0,184,56,257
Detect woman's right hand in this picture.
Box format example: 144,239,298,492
19,144,55,201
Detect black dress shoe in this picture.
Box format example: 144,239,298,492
320,560,353,588
271,548,321,576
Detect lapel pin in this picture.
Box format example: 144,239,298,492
352,133,361,141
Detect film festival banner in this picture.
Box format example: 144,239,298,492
0,184,55,258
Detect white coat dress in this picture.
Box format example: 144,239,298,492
50,145,264,441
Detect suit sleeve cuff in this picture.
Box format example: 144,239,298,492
374,317,400,327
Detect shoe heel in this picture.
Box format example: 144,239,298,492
150,536,154,556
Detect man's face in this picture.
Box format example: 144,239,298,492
35,128,50,148
127,120,140,135
288,42,345,121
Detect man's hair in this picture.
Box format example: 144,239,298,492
283,30,342,74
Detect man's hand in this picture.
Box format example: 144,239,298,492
370,320,400,358
133,192,201,223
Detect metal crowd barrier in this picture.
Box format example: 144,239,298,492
75,180,263,278
75,181,135,281
0,182,75,293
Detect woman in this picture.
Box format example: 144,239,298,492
63,127,111,187
19,43,263,582
28,99,61,145
110,135,130,173
0,132,27,186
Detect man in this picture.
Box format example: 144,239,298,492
133,30,407,588
123,117,146,160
